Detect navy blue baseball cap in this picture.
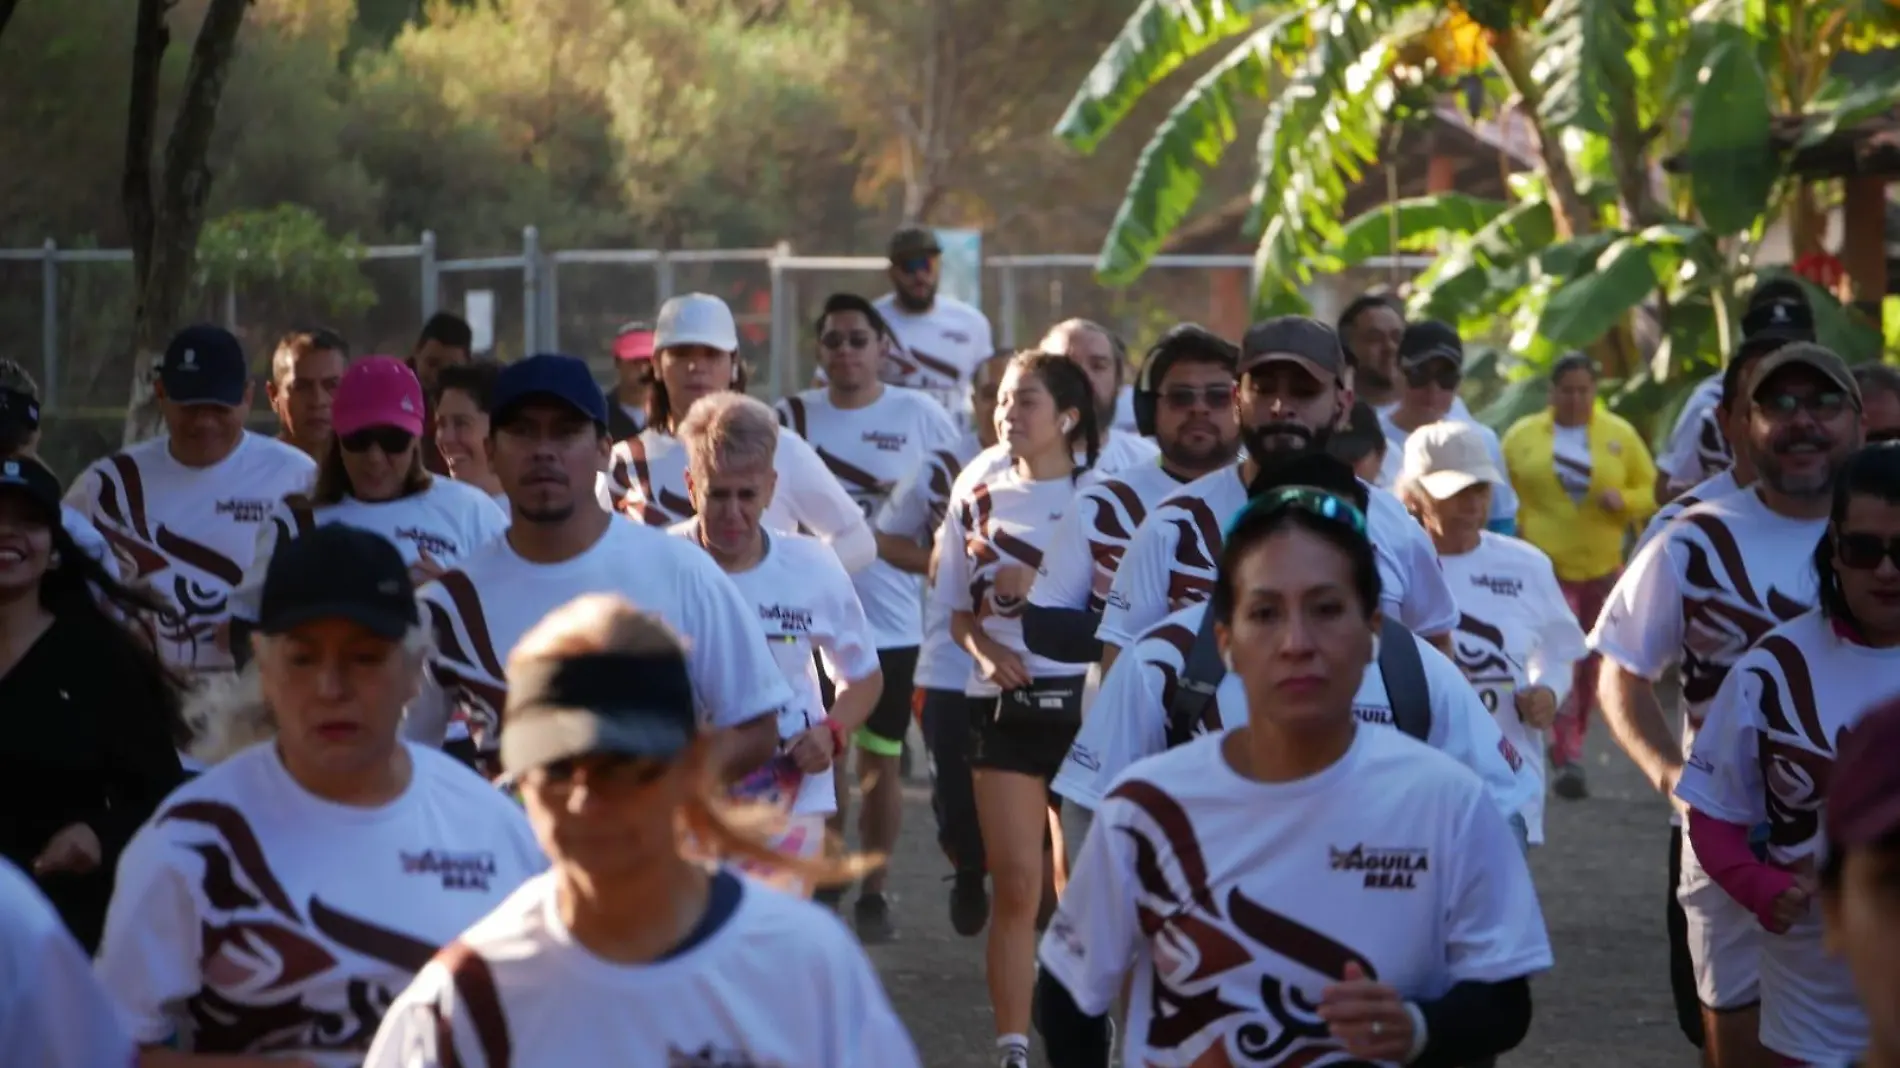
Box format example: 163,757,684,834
491,353,608,428
156,324,250,407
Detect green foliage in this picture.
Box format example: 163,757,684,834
1532,0,1637,136
1682,36,1775,235
195,205,376,317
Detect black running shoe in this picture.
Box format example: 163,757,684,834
949,870,988,937
854,891,897,944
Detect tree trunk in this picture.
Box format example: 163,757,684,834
121,0,251,446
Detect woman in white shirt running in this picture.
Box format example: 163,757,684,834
364,593,920,1067
671,391,885,896
95,525,546,1068
1036,454,1553,1068
1399,420,1586,847
934,350,1102,1068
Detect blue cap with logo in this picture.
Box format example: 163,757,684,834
157,324,250,407
491,353,608,428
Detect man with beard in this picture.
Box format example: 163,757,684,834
1040,320,1162,469
1591,342,1864,1067
873,226,995,418
409,354,791,780
1095,317,1458,672
1023,324,1240,664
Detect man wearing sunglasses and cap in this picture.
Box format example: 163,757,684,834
873,225,995,418
1376,320,1518,533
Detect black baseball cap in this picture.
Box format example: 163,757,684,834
1738,298,1817,354
0,386,39,434
257,524,419,639
888,226,942,260
156,324,250,407
0,455,60,522
1328,400,1386,464
500,650,699,777
1397,320,1465,370
491,353,609,428
1238,316,1346,383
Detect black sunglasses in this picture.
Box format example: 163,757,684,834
1160,385,1237,410
1756,390,1849,420
892,256,936,275
1404,364,1462,390
1837,532,1900,571
340,427,417,454
821,330,877,351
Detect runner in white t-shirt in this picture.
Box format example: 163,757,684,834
1675,445,1900,1065
1398,421,1587,844
1374,320,1518,531
1098,316,1458,671
1659,288,1814,498
232,356,508,637
63,325,317,681
607,293,875,571
672,392,884,900
95,526,547,1067
1592,342,1863,1063
1036,467,1551,1068
874,225,995,418
411,354,794,779
364,594,919,1068
0,858,136,1068
932,352,1104,1068
1026,324,1240,666
0,361,127,584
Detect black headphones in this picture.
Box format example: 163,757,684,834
1132,343,1168,438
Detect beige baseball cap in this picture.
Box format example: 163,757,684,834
1401,420,1504,500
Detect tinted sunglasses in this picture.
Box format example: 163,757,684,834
1160,384,1237,410
1837,532,1900,571
1404,363,1462,390
1225,485,1368,539
340,427,417,454
1756,390,1849,420
892,256,936,275
821,330,877,351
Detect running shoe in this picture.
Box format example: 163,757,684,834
854,891,897,944
997,1046,1029,1068
949,870,989,937
1553,762,1589,800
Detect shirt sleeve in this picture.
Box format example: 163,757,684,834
60,462,101,518
1618,422,1660,524
465,491,510,551
1673,660,1768,826
93,826,206,1045
1658,394,1716,489
1382,518,1459,637
831,925,924,1068
874,462,932,540
1051,643,1170,810
1526,560,1589,707
675,548,796,729
1028,491,1098,611
1038,796,1144,1015
814,549,882,685
1588,534,1684,681
231,498,295,624
931,508,975,614
1420,639,1541,823
0,874,136,1068
1441,788,1555,983
777,431,877,573
362,964,478,1068
1096,512,1176,648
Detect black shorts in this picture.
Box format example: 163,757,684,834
1668,826,1706,1049
855,646,920,751
967,682,1084,782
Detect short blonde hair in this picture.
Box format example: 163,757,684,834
675,391,779,481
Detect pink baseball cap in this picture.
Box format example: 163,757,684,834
333,356,425,438
613,322,656,362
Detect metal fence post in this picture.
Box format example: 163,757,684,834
768,242,789,400
543,257,561,353
522,226,541,356
40,239,58,409
419,230,438,319
998,261,1019,349
224,280,238,332
655,251,674,309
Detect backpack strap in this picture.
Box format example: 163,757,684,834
1164,606,1226,749
1378,617,1432,742
282,493,318,538
782,396,808,440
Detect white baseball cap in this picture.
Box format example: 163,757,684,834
654,293,739,353
1401,420,1504,500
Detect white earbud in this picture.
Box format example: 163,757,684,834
1221,650,1234,673
1059,415,1074,434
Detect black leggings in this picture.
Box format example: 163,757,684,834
921,687,984,874
1667,826,1707,1049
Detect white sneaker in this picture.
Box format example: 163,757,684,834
997,1047,1029,1068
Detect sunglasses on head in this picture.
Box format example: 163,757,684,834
821,330,877,351
340,427,416,454
1160,384,1236,410
1225,485,1368,539
1404,363,1462,390
1837,532,1900,571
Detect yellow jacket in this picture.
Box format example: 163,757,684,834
1501,406,1658,582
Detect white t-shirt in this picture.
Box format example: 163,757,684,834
94,742,547,1067
0,859,135,1068
1097,463,1459,648
1590,488,1821,830
234,476,509,621
606,425,870,568
1676,610,1893,1063
1111,383,1139,433
776,386,962,649
1437,532,1589,843
876,435,982,691
955,431,1160,496
1041,725,1553,1066
1055,600,1537,823
670,522,880,816
413,518,794,751
933,465,1100,695
1551,424,1593,502
63,432,316,676
872,292,994,417
1658,374,1729,491
363,869,920,1068
1635,467,1742,556
1377,407,1519,525
60,503,121,581
1029,459,1188,614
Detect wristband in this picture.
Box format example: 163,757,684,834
825,718,848,757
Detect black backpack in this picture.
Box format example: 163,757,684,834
1164,607,1430,747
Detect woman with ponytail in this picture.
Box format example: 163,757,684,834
1676,443,1900,1067
366,593,918,1068
932,350,1102,1068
